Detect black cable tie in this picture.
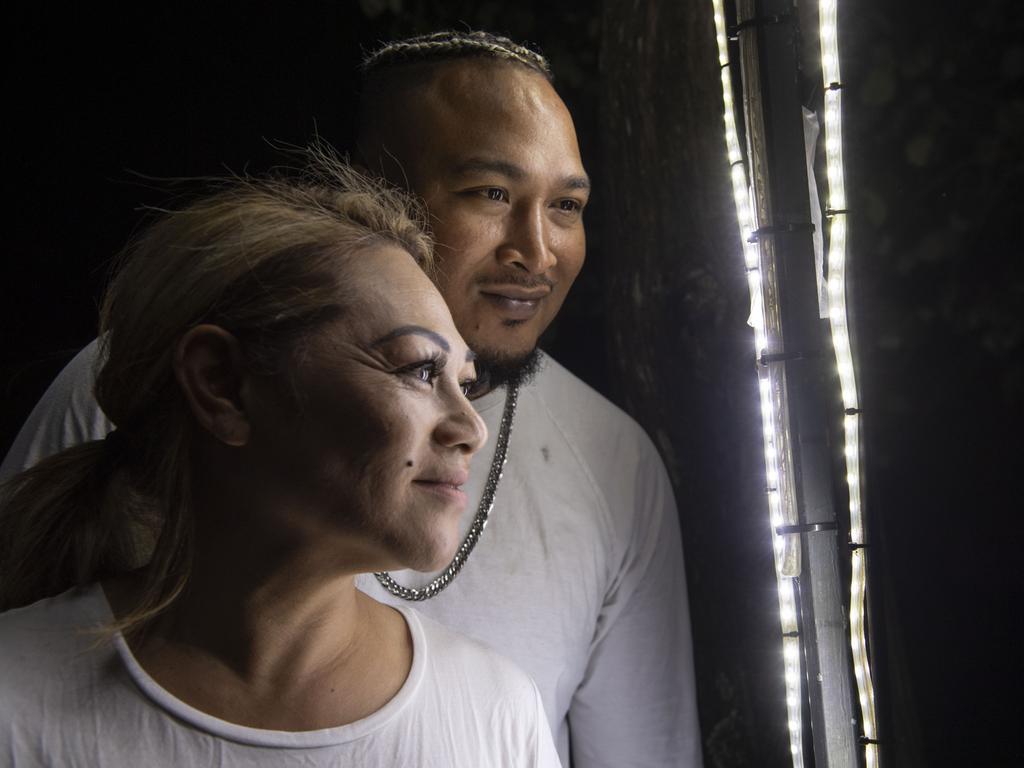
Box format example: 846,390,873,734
828,81,843,91
844,407,863,415
760,349,824,365
745,265,760,274
729,13,794,37
783,630,800,638
730,159,746,169
720,60,732,70
858,737,881,746
849,541,868,551
748,222,815,243
776,522,839,535
826,207,849,217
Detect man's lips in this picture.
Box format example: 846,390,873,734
480,284,552,301
479,285,552,320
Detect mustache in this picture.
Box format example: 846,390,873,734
476,273,556,290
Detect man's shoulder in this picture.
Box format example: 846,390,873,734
0,339,112,480
413,607,536,694
0,586,110,692
0,586,107,645
512,352,676,530
404,609,553,762
524,352,658,456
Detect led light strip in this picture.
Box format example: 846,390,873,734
712,4,805,766
819,2,880,765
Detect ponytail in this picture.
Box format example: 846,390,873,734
0,435,150,611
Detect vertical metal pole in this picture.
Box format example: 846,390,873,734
733,1,857,766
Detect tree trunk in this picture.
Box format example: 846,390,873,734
598,2,791,765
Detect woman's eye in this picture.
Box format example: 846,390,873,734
400,358,444,387
414,364,436,383
460,379,477,397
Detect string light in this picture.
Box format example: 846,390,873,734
818,0,880,764
712,3,805,766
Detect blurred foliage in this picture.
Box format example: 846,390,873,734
845,0,1024,411
842,3,1023,764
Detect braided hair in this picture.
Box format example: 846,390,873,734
361,30,551,81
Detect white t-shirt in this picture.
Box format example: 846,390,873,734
0,586,561,767
1,342,702,768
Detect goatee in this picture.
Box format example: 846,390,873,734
468,348,543,398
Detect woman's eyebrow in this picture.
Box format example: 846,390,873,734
371,325,450,352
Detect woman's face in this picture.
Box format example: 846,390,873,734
244,244,487,573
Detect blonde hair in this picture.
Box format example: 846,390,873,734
0,152,433,631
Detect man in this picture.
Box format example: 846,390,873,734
1,30,702,767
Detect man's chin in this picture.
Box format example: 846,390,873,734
469,347,543,397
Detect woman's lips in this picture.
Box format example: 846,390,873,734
413,469,470,508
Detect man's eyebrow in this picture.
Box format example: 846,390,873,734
371,325,450,352
564,174,592,191
452,158,527,181
452,158,591,192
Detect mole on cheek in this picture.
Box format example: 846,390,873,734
405,460,414,468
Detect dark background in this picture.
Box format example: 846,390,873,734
2,2,1021,766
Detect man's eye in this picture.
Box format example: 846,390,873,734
484,188,508,202
556,198,583,214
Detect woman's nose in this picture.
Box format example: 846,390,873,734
436,395,488,456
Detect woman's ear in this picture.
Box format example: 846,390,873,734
174,324,251,447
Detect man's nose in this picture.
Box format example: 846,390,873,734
497,203,556,274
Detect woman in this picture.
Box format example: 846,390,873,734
0,158,561,766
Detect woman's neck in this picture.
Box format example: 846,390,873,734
104,530,412,731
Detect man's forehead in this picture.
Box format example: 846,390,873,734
411,62,584,167
363,59,585,188
424,59,549,109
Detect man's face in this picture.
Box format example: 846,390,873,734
391,62,590,366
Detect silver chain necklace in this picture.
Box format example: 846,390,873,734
373,381,519,601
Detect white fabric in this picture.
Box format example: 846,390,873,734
1,341,703,767
0,585,561,767
0,342,110,480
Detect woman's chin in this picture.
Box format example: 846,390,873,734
402,531,461,574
